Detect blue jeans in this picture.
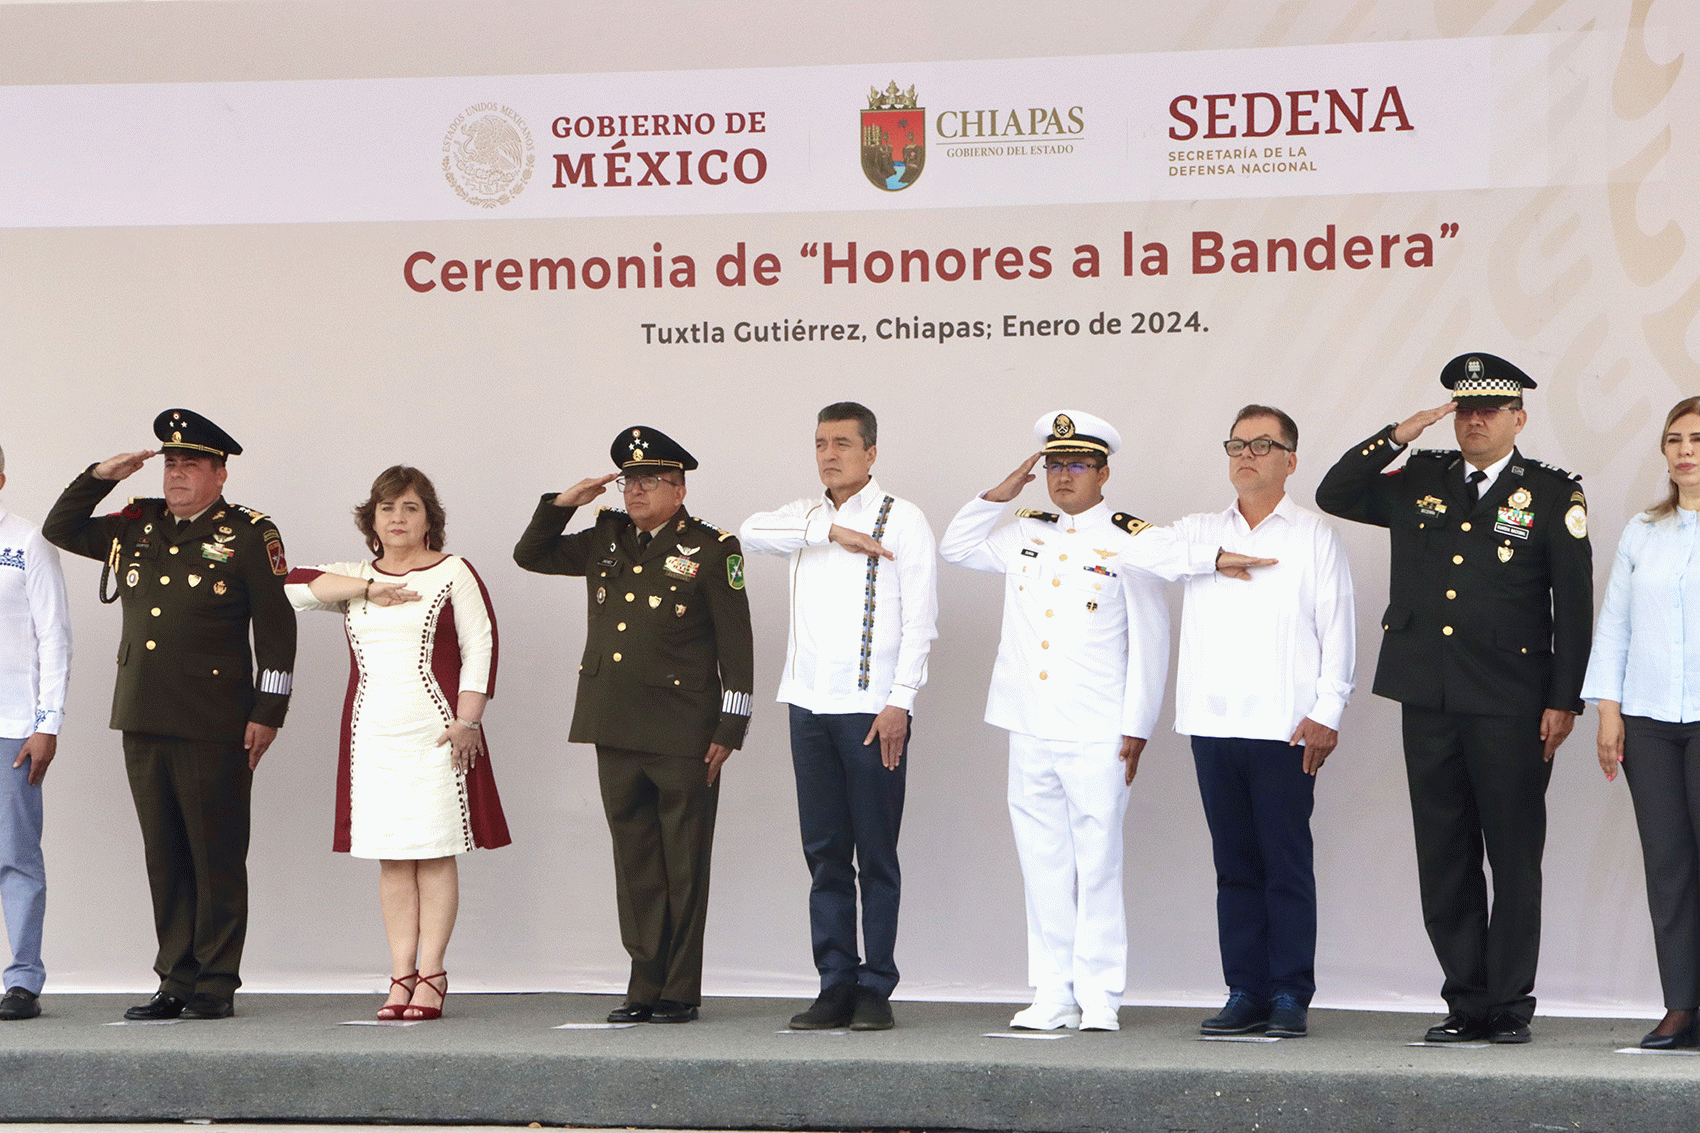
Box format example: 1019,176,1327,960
789,705,908,997
0,738,46,995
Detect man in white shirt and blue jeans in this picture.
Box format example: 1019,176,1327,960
1174,405,1355,1039
0,446,72,1021
740,402,938,1031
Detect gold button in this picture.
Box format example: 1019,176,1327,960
673,679,681,686
1446,590,1456,599
160,576,170,585
1045,610,1053,618
1052,579,1060,587
1094,583,1101,590
169,546,180,555
145,640,156,650
1443,626,1454,636
1039,671,1048,680
1520,647,1528,654
1452,555,1463,565
1059,554,1068,561
1067,528,1076,534
633,565,643,574
670,585,678,591
1041,641,1049,649
613,652,623,662
211,669,219,676
625,593,635,602
1018,585,1024,591
1460,522,1471,532
617,622,627,631
151,607,161,616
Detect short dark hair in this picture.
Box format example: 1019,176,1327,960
1231,404,1299,451
817,401,877,448
354,465,446,556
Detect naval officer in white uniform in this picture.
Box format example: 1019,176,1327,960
940,410,1270,1031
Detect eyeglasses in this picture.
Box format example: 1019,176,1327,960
1044,461,1100,476
1222,438,1293,457
1454,405,1510,421
616,474,679,493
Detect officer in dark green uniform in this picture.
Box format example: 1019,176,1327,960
44,409,295,1021
1316,354,1592,1045
514,426,753,1023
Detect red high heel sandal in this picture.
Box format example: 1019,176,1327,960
376,971,418,1021
402,971,448,1021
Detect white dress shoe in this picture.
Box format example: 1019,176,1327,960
1009,1002,1082,1030
1080,1006,1120,1031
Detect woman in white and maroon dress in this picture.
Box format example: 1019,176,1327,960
285,465,509,1020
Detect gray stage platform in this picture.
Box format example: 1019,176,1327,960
0,994,1691,1132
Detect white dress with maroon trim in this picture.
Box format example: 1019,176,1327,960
285,555,509,859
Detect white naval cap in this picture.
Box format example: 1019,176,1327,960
1034,409,1121,457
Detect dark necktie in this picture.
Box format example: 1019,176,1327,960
1465,469,1487,506
637,531,652,550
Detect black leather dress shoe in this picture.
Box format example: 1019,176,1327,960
789,984,857,1029
1423,1012,1488,1042
124,992,187,1021
180,993,235,1020
606,1002,654,1024
1485,1012,1531,1044
849,988,894,1031
1201,991,1271,1035
649,999,698,1023
1640,1019,1700,1050
0,988,40,1020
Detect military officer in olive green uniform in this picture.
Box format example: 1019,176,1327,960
1316,354,1592,1045
514,426,753,1024
44,409,295,1021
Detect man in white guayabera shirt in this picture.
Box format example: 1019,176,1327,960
740,402,938,1032
0,445,71,1022
940,409,1271,1033
1172,405,1355,1041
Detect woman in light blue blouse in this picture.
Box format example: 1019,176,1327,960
1583,395,1700,1049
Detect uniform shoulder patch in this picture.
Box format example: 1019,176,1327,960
111,496,161,519
1112,511,1152,536
1015,508,1059,523
595,505,630,521
234,504,271,525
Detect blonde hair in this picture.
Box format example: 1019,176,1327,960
1647,396,1700,523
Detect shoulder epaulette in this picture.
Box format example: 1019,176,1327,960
1015,508,1059,523
691,517,735,543
1527,459,1581,482
1112,512,1152,536
233,504,271,525
1409,448,1455,463
595,505,629,519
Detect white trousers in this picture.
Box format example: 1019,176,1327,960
1006,732,1130,1012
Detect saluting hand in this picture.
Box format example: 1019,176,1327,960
93,450,158,481
1214,550,1278,580
1392,402,1458,446
983,451,1044,503
366,581,421,607
553,473,619,508
830,525,893,560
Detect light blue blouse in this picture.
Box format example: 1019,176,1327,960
1581,507,1700,722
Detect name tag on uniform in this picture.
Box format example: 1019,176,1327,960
201,542,234,562
1494,506,1533,540
664,555,699,580
1020,548,1039,558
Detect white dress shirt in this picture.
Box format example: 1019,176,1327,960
739,477,938,714
1582,508,1700,722
1171,494,1356,740
940,496,1216,741
0,504,71,739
